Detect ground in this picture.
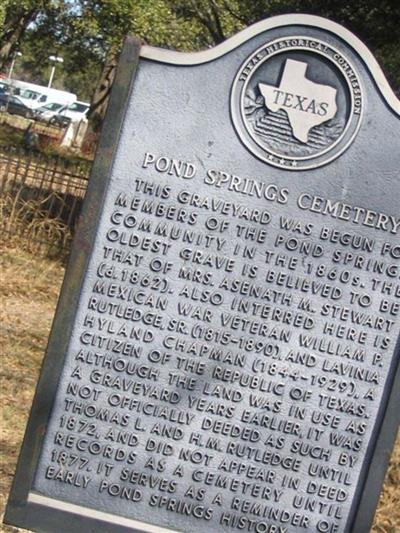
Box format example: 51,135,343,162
0,244,64,532
0,244,399,532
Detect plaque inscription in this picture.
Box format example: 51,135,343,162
5,14,400,533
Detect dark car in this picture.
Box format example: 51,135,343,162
0,81,10,94
49,113,71,128
0,93,34,118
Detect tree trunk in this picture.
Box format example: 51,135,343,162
0,9,38,71
83,44,119,153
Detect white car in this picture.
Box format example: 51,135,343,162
60,101,90,123
7,80,76,110
34,102,67,122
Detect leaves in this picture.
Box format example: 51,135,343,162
0,1,399,111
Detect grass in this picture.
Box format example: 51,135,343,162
0,122,93,163
0,244,65,532
0,123,25,149
0,193,74,261
0,244,399,532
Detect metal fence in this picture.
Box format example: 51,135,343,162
0,146,91,257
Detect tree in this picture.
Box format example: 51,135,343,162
167,0,400,94
0,1,66,72
64,0,400,144
15,18,101,99
167,0,243,45
2,0,399,140
66,0,211,135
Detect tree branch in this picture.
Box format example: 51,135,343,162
186,0,225,44
219,0,252,25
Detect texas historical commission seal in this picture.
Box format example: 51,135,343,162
231,37,363,170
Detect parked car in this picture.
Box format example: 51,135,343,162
7,79,77,110
0,93,34,118
49,113,71,128
50,101,90,125
0,81,10,94
34,102,67,122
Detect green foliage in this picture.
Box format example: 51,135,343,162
64,0,220,54
204,0,400,93
0,2,6,29
1,1,399,100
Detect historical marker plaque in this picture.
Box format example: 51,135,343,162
5,15,400,533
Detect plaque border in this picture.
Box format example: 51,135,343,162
4,15,400,533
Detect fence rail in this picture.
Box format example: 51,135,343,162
0,146,91,257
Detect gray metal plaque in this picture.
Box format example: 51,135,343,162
5,15,400,533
